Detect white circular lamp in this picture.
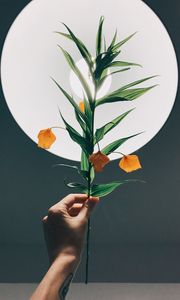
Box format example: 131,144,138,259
1,0,178,161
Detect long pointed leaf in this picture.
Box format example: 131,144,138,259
96,85,157,106
74,110,87,134
58,46,93,101
81,149,94,183
108,29,117,50
110,85,157,98
53,163,89,182
59,110,92,155
51,78,91,129
108,60,142,68
104,36,107,52
98,68,131,88
91,179,144,197
61,23,93,70
55,31,72,40
94,50,121,80
65,179,143,197
94,108,134,144
101,133,142,155
90,181,125,197
64,180,88,193
96,16,104,56
90,167,95,183
117,75,158,91
112,32,137,51
83,95,93,130
81,150,89,171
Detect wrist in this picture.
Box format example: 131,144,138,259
50,245,82,265
59,245,82,261
53,251,80,271
36,253,78,300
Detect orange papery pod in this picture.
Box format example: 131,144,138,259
37,128,56,149
79,101,85,113
119,154,142,173
89,151,110,172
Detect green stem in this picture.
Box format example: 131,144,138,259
85,164,91,284
85,87,97,284
113,151,125,156
85,217,91,284
50,126,66,130
97,141,101,151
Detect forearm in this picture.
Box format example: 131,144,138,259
30,254,80,300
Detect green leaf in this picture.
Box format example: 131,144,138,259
65,179,144,197
97,75,158,105
59,111,91,155
53,163,78,170
90,166,95,183
61,23,94,70
94,109,134,144
53,163,90,182
74,109,87,134
96,85,157,107
51,78,90,128
110,86,156,99
108,29,117,50
108,60,142,68
80,150,95,183
94,51,120,80
101,133,142,155
90,181,125,197
91,179,144,197
103,36,107,52
117,75,158,91
64,180,88,193
111,32,137,52
95,31,139,81
79,170,89,181
81,150,89,171
83,96,93,129
58,46,93,102
98,68,131,88
54,31,72,40
96,16,104,56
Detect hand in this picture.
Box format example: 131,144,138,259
43,193,99,263
30,194,99,300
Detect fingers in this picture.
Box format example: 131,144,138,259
68,203,83,217
78,197,99,220
57,194,88,209
45,194,99,222
42,215,48,222
47,194,88,217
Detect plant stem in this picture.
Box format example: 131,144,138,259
85,86,97,284
113,151,125,156
97,141,101,151
85,217,91,283
85,165,91,284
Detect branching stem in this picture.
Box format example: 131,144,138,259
85,86,97,284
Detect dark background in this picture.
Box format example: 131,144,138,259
0,0,180,283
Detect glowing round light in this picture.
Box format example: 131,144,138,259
1,0,178,161
70,58,112,99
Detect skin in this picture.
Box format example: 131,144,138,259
30,194,99,300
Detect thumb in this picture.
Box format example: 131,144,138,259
78,196,99,220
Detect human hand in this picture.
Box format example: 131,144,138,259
43,194,99,263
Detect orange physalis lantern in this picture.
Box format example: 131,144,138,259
89,151,110,172
119,154,142,173
37,128,56,149
79,101,85,113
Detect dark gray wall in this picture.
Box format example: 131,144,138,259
0,0,180,283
